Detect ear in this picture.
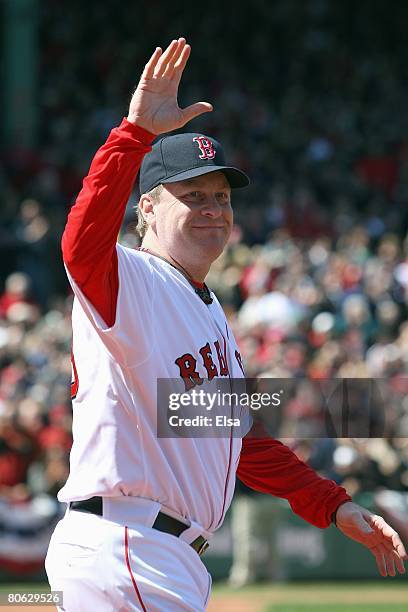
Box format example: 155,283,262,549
138,194,156,229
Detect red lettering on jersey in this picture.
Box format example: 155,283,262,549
192,136,216,160
175,353,203,391
235,349,245,376
71,349,79,399
214,339,229,376
199,342,218,380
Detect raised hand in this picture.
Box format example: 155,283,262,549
335,501,407,577
127,38,213,134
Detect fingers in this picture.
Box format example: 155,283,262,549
391,531,408,560
382,544,397,577
339,510,407,578
142,47,163,80
154,39,183,78
394,549,407,574
141,38,188,81
370,545,387,577
372,515,408,560
380,545,404,576
172,43,193,86
381,535,407,574
161,38,187,79
370,544,392,577
174,42,191,73
369,541,406,577
144,38,191,82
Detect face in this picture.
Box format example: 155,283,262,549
151,171,233,267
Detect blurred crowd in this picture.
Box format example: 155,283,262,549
0,283,72,503
1,0,408,513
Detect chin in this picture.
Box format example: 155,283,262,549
186,230,229,262
198,240,225,261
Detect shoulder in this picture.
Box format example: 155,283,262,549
115,245,176,286
116,245,155,273
116,244,148,262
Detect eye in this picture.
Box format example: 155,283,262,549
182,191,202,199
216,192,230,203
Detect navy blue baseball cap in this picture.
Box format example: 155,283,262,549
139,132,250,194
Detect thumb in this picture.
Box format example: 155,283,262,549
180,102,213,125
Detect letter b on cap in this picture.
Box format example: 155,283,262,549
193,136,216,160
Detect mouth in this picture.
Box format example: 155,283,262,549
191,226,226,229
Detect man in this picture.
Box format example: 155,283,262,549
45,39,407,611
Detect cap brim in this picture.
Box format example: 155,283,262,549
161,165,250,189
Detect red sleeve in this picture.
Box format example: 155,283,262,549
61,118,156,327
237,437,352,528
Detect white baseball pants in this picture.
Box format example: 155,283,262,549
45,505,212,611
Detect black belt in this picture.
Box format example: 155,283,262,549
69,497,209,556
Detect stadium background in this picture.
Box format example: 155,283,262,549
0,0,407,609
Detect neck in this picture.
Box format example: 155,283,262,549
141,234,210,284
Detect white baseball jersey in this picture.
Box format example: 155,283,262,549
59,246,248,533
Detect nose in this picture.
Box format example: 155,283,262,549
200,195,222,218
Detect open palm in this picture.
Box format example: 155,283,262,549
335,502,407,577
127,38,212,134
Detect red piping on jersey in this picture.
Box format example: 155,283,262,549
124,526,147,612
70,348,79,399
219,416,234,524
218,331,234,526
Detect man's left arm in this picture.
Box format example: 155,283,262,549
237,436,350,529
237,436,407,576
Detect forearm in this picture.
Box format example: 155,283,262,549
237,437,351,528
62,119,155,325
